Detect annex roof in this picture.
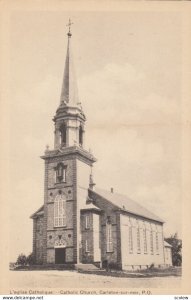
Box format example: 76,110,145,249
30,205,44,219
164,241,173,248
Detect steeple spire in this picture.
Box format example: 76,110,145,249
66,18,73,37
54,20,86,149
60,18,79,106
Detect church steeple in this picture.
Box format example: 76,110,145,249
60,19,79,107
53,19,86,150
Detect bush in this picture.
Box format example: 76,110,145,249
16,253,27,266
27,253,35,265
149,263,155,269
16,252,35,266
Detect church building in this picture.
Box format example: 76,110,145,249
31,21,172,270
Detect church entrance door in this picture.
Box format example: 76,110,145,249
55,248,66,264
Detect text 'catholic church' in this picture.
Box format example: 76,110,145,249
31,21,172,270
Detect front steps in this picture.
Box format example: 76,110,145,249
75,263,100,272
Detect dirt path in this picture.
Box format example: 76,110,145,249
9,270,181,293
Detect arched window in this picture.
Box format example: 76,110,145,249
150,230,154,254
143,228,147,254
85,240,90,253
129,226,133,253
60,124,67,146
106,217,113,252
156,232,159,254
137,227,141,253
79,125,83,146
54,194,66,227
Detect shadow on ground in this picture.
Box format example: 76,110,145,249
78,266,182,278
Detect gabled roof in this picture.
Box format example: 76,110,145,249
30,205,44,219
80,201,102,211
91,187,164,223
164,241,172,248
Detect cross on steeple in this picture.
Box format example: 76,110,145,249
66,18,73,36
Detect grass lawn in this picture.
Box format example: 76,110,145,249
78,266,182,278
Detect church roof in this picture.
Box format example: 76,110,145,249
92,187,164,223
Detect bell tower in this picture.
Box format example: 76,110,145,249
54,20,86,149
41,19,96,265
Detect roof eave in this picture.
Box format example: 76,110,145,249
88,189,119,210
30,205,44,219
80,208,102,214
116,208,165,224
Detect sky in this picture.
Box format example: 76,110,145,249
9,10,182,261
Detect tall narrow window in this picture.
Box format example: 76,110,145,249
85,215,90,229
54,194,66,227
63,168,66,182
156,232,159,254
150,231,154,254
79,125,83,146
56,163,66,183
106,219,113,252
85,240,90,252
137,227,141,253
58,164,63,177
60,124,67,147
129,226,133,253
143,228,147,254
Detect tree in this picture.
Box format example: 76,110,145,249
27,253,35,265
165,233,182,266
16,253,27,266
